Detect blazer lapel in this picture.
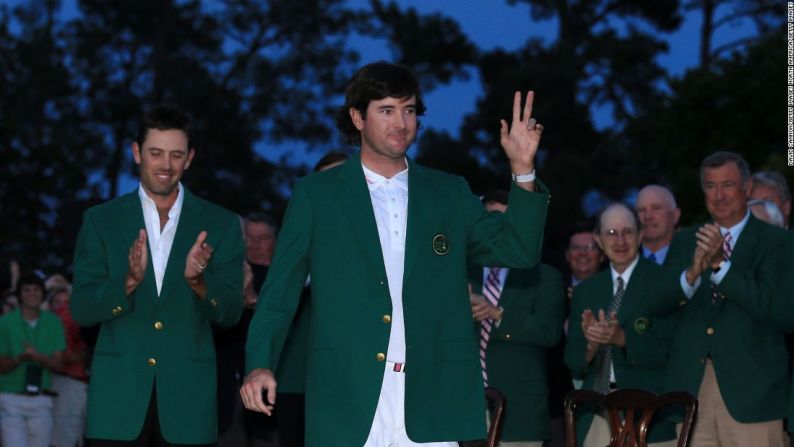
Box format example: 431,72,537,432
727,214,758,269
159,188,202,301
617,258,648,324
403,160,439,282
336,153,388,282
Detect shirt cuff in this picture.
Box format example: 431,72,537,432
680,270,700,299
710,260,731,285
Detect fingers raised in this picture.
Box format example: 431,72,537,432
523,91,534,123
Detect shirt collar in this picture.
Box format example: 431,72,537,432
642,244,669,259
720,210,751,242
361,161,409,191
138,182,185,220
610,254,640,286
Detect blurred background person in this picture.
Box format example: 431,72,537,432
46,280,89,447
750,171,790,229
635,184,680,265
0,271,66,447
469,190,565,447
748,199,786,229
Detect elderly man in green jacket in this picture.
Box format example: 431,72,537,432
241,62,549,447
565,203,676,447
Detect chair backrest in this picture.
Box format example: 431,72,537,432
485,387,506,447
563,389,697,447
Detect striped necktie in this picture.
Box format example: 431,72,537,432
593,276,625,394
479,267,503,386
712,232,733,304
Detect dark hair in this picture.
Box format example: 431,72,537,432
16,271,45,296
313,151,349,172
483,190,509,206
335,61,426,146
244,212,279,236
136,103,193,149
700,151,750,187
594,203,641,234
566,220,596,247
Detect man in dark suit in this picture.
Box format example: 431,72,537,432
71,104,244,446
469,191,565,446
660,151,788,446
241,62,549,446
565,203,675,447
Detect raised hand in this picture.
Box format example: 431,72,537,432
686,223,724,285
125,229,148,295
185,231,213,281
696,223,725,269
499,91,544,176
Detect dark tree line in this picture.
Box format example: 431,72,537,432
0,0,788,274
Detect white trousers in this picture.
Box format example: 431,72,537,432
364,365,458,447
50,373,87,447
0,392,53,447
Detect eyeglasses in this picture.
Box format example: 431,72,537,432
569,243,599,252
601,228,638,240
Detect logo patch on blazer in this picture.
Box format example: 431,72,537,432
633,317,650,334
432,234,449,255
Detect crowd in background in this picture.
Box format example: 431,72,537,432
0,151,791,447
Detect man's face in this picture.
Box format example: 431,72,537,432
50,291,70,312
566,232,603,280
635,188,679,246
702,163,750,227
351,96,417,161
19,284,44,310
245,222,275,263
750,184,790,224
132,129,194,200
595,207,642,272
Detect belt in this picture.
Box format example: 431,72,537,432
385,361,406,373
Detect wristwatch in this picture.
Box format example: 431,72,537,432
511,169,536,183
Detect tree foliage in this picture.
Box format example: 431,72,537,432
1,0,786,274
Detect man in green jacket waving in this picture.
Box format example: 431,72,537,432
241,62,549,447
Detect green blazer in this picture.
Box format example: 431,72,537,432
565,257,676,445
246,154,549,447
660,215,788,423
469,263,564,442
71,189,244,444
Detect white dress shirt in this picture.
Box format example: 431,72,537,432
138,183,185,296
362,163,409,363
